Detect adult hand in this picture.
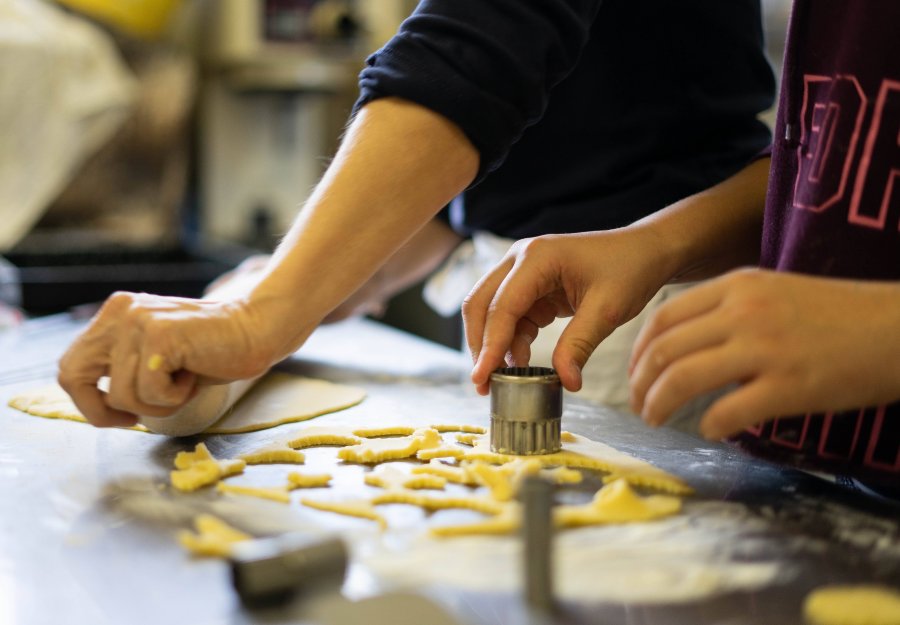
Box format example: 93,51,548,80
629,268,900,439
463,227,674,395
58,292,289,428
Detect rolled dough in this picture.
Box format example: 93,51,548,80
7,372,366,436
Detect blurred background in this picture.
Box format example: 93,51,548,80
0,0,792,344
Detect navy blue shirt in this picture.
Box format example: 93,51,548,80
356,0,775,238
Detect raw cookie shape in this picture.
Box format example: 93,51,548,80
301,497,387,531
238,442,306,465
430,425,487,434
338,428,443,464
364,466,448,491
554,478,681,527
287,426,362,450
803,585,900,625
411,459,479,486
170,443,246,492
286,472,332,489
463,433,692,495
178,514,252,557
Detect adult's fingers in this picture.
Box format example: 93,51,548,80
136,347,197,413
64,379,138,428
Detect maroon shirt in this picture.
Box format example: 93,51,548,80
739,0,900,490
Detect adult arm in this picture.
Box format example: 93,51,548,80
58,98,478,426
463,157,770,394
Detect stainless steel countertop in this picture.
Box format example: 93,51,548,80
0,315,898,625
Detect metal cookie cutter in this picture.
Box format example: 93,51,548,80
490,367,562,455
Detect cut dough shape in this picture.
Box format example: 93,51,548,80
286,472,332,489
216,482,291,503
352,426,416,438
170,443,245,492
238,443,306,465
372,491,503,515
178,514,252,557
8,372,365,436
364,466,447,491
287,426,362,449
803,585,900,625
301,497,387,530
429,480,680,538
431,424,487,434
463,433,692,495
455,433,480,446
338,428,442,464
411,460,479,486
416,446,465,461
555,479,681,527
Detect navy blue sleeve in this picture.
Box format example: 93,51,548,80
354,0,603,184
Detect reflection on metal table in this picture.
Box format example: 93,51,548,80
0,314,898,625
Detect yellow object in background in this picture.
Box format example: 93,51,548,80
56,0,183,39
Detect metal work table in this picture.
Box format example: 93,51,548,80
0,314,898,625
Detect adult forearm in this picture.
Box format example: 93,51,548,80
635,156,770,284
247,98,479,360
324,219,464,322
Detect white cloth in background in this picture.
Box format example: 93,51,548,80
0,0,135,251
424,231,695,411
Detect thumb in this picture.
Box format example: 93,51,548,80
551,299,617,391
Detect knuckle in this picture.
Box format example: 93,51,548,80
567,336,596,362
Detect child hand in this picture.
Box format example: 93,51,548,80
629,268,900,439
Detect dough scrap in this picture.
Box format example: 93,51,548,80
338,428,442,464
178,514,252,557
238,443,306,465
170,443,245,492
372,491,503,515
216,482,291,503
286,472,332,489
8,373,366,436
803,585,900,625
